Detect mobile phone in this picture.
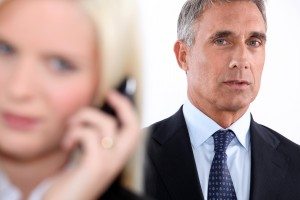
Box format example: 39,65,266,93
100,77,136,117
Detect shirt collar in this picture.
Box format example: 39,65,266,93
183,100,251,150
0,167,58,200
0,170,22,200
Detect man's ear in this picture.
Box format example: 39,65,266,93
174,40,189,72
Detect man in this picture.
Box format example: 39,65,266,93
144,0,300,200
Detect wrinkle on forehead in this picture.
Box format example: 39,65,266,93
194,0,266,29
193,1,266,41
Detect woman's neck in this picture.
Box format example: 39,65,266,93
0,149,69,199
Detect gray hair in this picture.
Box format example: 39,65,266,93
177,0,267,46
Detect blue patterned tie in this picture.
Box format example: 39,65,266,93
207,129,237,200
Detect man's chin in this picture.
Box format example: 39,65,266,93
219,100,251,114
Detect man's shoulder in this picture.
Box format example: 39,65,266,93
145,107,184,130
146,114,176,134
252,121,300,160
254,121,299,146
253,121,300,193
269,126,300,156
144,106,187,145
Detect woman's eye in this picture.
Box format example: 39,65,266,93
214,38,229,46
49,57,77,73
0,42,15,56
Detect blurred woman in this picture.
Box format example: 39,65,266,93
0,0,146,199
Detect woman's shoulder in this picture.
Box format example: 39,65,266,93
100,182,153,200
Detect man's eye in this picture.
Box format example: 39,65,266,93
0,42,15,56
214,38,229,46
49,57,77,73
247,40,261,47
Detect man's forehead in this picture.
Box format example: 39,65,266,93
197,0,265,23
201,0,261,10
208,30,266,40
194,1,266,32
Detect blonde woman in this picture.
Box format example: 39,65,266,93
0,0,148,199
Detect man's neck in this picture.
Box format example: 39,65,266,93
188,97,249,128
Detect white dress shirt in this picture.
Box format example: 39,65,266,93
0,170,54,200
183,100,251,200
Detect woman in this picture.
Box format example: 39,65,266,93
0,0,146,199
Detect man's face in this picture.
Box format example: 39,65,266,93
179,1,266,118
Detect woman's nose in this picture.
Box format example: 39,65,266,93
6,59,37,101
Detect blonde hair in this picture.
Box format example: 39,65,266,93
79,0,142,191
79,0,141,105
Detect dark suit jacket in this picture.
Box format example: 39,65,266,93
100,181,152,200
144,107,300,200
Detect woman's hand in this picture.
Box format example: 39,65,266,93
43,91,140,200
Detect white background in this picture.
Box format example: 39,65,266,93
139,0,300,144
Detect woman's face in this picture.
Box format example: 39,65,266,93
0,0,98,160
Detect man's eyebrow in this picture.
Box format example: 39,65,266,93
250,31,267,42
209,31,233,40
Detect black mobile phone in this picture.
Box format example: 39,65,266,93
100,77,136,117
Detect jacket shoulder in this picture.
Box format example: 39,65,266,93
256,122,299,149
252,121,300,162
144,107,186,145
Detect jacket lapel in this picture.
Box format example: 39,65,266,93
249,120,289,200
151,107,204,200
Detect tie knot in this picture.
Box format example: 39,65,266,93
213,129,235,152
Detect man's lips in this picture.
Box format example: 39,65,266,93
223,80,251,89
2,112,40,131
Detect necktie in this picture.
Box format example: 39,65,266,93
207,129,237,200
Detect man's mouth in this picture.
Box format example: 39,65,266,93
223,80,251,89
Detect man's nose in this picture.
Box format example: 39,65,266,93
229,44,250,69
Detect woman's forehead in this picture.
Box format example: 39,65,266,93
0,0,97,61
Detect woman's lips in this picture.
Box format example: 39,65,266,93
2,112,40,131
